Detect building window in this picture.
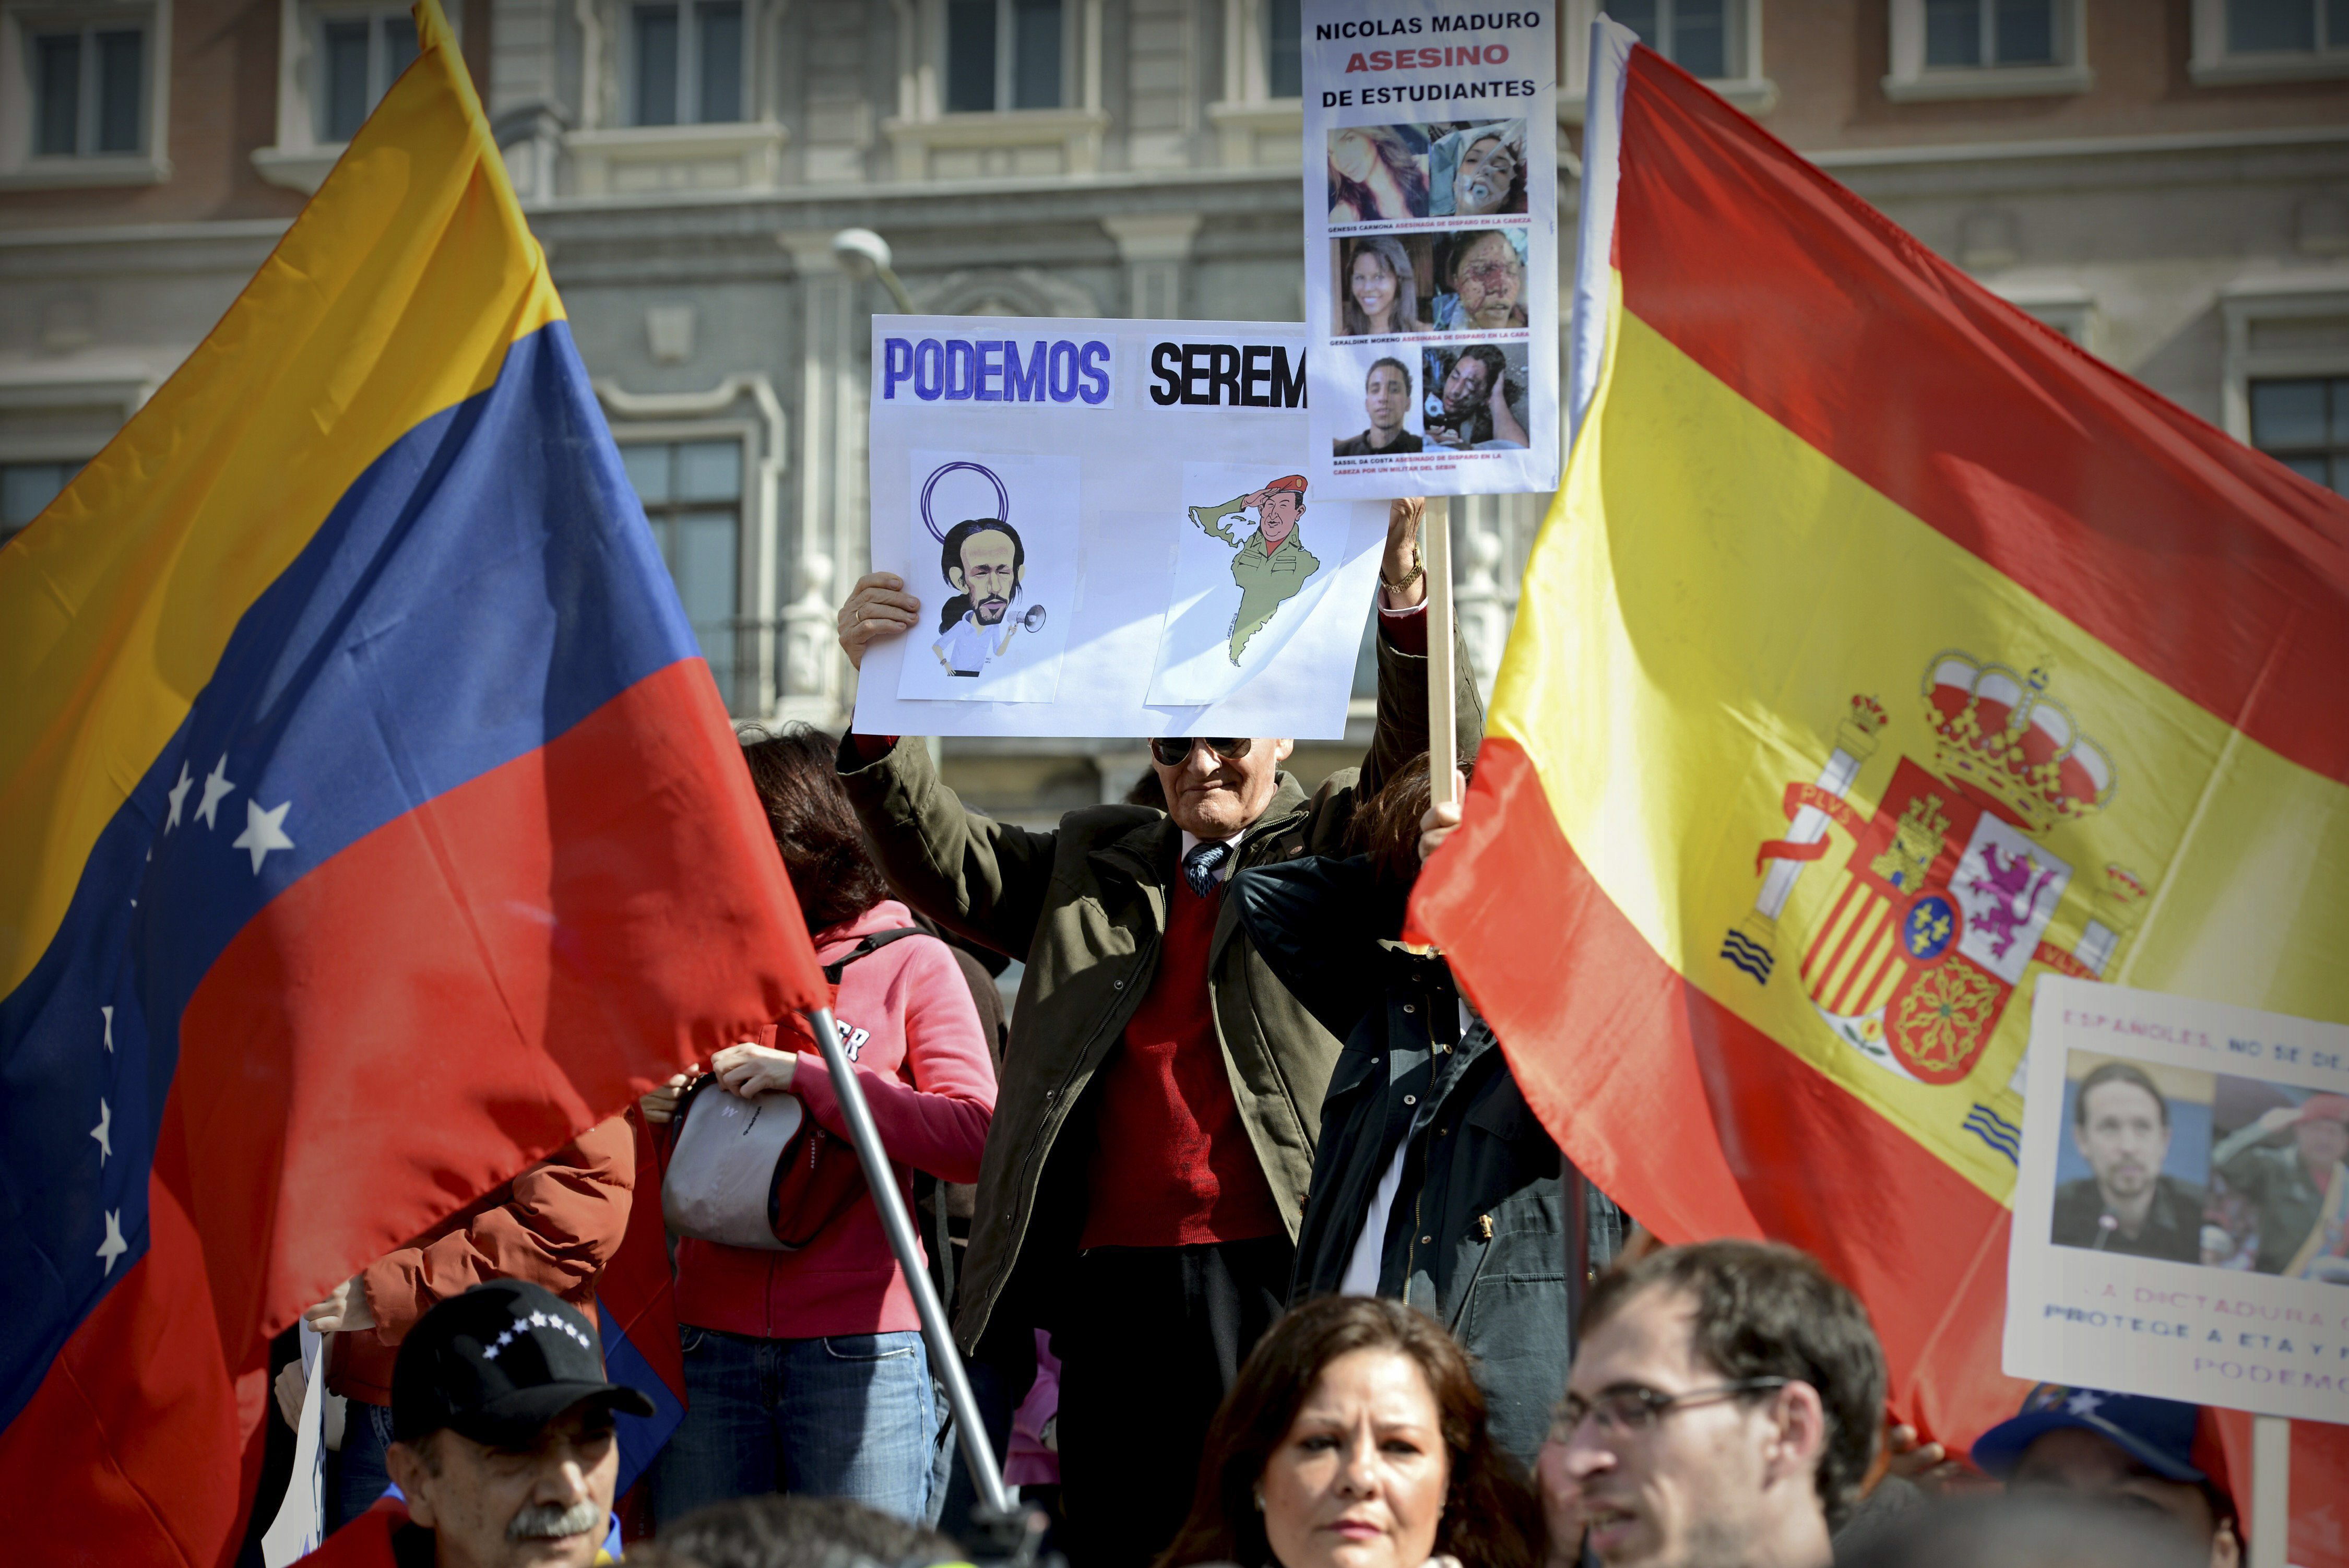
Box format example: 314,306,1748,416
631,0,744,126
622,439,745,710
1924,0,2054,65
28,22,145,155
1,459,78,543
1885,0,2087,99
1610,0,1736,80
315,7,417,142
1266,0,1301,98
2250,377,2349,496
944,0,1062,113
2227,0,2341,51
2190,0,2349,80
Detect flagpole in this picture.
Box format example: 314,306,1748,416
804,1006,1016,1521
1426,496,1458,809
2250,1415,2288,1568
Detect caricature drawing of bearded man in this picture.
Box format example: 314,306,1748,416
932,517,1029,675
1188,474,1321,664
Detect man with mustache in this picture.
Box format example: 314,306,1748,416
1189,474,1322,663
302,1280,652,1568
2050,1061,2203,1263
932,518,1029,676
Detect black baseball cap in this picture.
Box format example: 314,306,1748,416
390,1280,655,1447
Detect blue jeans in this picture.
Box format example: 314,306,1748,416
652,1326,935,1525
330,1400,395,1533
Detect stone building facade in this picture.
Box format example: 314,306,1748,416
3,0,2346,822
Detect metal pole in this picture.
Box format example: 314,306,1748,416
1425,496,1458,810
1562,1163,1591,1340
2249,1414,2289,1568
804,1006,1014,1518
874,265,917,315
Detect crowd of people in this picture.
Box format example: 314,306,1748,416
279,499,2260,1568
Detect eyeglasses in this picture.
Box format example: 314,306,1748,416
1548,1379,1790,1443
1149,737,1253,767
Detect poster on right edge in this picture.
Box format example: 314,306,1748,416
1299,1,1559,501
2006,976,2349,1424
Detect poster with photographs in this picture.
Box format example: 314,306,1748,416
2006,976,2349,1423
858,315,1390,740
1300,1,1558,500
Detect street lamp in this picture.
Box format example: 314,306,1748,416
831,227,915,314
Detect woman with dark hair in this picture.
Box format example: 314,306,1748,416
1157,1295,1543,1568
1341,237,1429,338
1229,757,1621,1470
639,726,996,1525
1328,125,1429,223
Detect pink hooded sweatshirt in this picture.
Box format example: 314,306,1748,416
671,899,996,1340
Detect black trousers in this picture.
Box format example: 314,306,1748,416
1050,1236,1292,1568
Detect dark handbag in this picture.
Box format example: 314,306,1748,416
767,929,927,1248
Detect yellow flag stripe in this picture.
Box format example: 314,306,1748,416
0,0,562,998
1491,272,2349,1203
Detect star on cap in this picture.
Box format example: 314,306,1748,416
97,1210,127,1274
232,799,295,874
91,1099,111,1165
2066,1391,2104,1417
194,756,235,829
164,763,193,831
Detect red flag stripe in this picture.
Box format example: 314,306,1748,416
174,658,804,1368
1413,738,2028,1447
1614,50,2349,787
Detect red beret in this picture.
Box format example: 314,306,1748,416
1264,474,1308,494
2298,1092,2349,1126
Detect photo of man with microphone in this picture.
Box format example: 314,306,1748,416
2050,1060,2205,1264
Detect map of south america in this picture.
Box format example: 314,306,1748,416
1188,474,1322,664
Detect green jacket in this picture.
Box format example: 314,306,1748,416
836,628,1482,1352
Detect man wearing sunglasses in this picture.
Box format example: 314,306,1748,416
1538,1240,1887,1568
831,495,1479,1568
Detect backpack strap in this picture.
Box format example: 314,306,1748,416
819,928,925,984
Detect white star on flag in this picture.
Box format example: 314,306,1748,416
2066,1391,2103,1417
195,755,235,829
232,799,295,874
91,1099,111,1165
97,1209,127,1274
101,1005,113,1053
164,763,193,831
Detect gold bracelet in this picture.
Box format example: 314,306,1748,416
1381,560,1425,595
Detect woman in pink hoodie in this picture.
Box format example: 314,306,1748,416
641,727,995,1524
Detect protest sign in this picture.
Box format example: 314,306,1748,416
2007,976,2349,1424
857,316,1389,740
1299,1,1559,499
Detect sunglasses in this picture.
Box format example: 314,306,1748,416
1149,737,1253,767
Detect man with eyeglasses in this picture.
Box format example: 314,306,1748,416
1538,1240,1887,1568
832,497,1478,1568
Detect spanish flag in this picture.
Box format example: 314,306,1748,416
1409,23,2349,1553
0,4,825,1559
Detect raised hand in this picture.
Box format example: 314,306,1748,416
838,572,923,669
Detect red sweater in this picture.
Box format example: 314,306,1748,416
1082,876,1284,1248
672,901,996,1339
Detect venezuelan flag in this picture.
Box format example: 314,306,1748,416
1409,23,2349,1556
0,4,826,1558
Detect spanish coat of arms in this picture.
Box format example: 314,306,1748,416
1722,655,2148,1108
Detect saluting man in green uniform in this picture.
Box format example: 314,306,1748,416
1188,473,1322,664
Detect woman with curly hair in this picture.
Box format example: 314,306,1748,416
1340,237,1430,338
1328,125,1429,223
1155,1296,1545,1568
